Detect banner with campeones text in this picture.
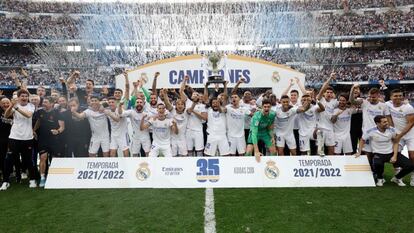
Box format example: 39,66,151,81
115,54,306,97
45,156,375,189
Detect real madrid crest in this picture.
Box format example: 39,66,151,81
271,71,280,83
265,160,280,179
136,162,151,181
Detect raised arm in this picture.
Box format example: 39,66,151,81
10,70,21,89
221,81,228,106
171,119,178,135
316,72,335,101
294,77,307,95
231,78,245,95
203,82,209,104
179,75,189,102
123,71,130,101
281,78,294,97
161,89,173,111
151,72,160,97
349,83,363,105
66,70,80,86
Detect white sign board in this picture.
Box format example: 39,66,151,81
45,156,375,189
116,54,305,97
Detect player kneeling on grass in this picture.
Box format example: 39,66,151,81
355,115,414,186
33,97,65,188
141,103,178,157
246,99,277,162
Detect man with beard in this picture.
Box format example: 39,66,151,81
33,97,65,187
162,89,188,157
180,76,207,157
119,98,151,157
350,85,390,164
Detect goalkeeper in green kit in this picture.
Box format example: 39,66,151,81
246,99,277,162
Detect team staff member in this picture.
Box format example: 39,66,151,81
1,89,37,190
33,97,65,187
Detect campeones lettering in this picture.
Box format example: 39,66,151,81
169,69,251,84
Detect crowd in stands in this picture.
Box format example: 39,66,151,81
0,9,414,40
0,0,412,14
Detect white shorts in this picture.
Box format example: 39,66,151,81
131,137,151,155
89,137,110,154
228,136,246,154
171,138,188,156
186,130,204,151
110,133,130,151
399,137,414,151
149,144,172,157
204,135,230,156
334,134,353,154
299,134,312,152
276,134,296,149
320,129,335,147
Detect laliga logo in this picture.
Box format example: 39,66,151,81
136,162,151,181
265,160,280,179
271,71,280,83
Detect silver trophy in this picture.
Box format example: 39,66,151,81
206,53,225,85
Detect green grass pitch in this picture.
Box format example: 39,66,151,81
1,165,413,233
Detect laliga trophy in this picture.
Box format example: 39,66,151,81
206,53,226,85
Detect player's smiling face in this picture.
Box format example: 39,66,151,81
176,100,185,112
391,92,403,105
231,95,239,105
338,96,347,108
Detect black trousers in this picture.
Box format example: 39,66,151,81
350,130,362,154
0,139,8,178
3,139,35,182
373,153,414,179
67,139,89,158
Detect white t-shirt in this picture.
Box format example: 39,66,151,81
297,105,319,137
361,99,389,132
148,118,173,146
226,104,250,137
386,101,414,139
9,103,35,140
121,109,150,139
107,109,128,137
84,109,110,139
274,106,298,136
186,99,207,132
333,108,355,139
171,108,188,141
240,101,255,130
317,97,338,131
362,126,396,154
207,108,227,137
